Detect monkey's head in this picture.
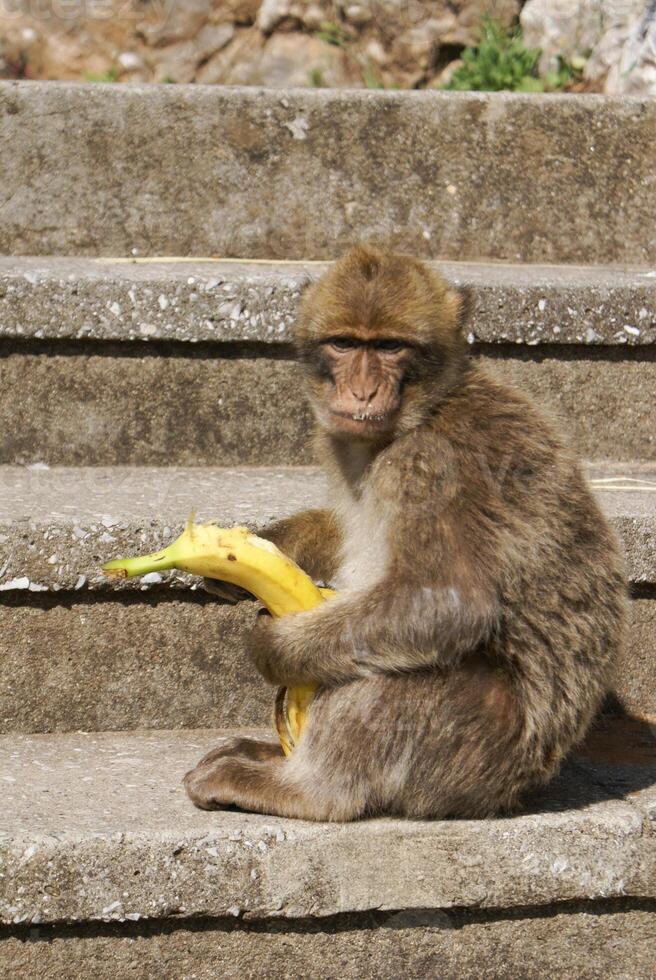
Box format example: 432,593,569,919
296,245,470,440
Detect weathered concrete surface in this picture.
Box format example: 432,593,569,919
618,600,656,718
0,257,307,346
2,904,655,980
593,464,656,584
0,353,313,466
478,352,656,461
0,465,653,592
0,465,324,530
0,466,326,592
1,349,655,464
1,257,654,346
0,594,653,733
0,464,651,732
1,83,655,264
0,463,651,731
0,599,273,734
0,726,653,927
576,717,656,833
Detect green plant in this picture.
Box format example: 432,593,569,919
542,55,585,91
362,61,385,89
443,18,547,93
85,66,120,83
309,67,325,87
315,20,353,47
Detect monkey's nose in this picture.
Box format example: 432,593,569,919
349,385,379,405
349,350,381,402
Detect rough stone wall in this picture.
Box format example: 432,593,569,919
0,0,520,87
521,0,656,95
2,1,656,94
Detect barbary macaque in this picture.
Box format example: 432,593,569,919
184,245,627,820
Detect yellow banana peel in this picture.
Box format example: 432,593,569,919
103,517,334,756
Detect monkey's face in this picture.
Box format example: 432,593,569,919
296,245,470,438
311,336,414,438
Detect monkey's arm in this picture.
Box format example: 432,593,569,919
249,566,499,687
250,444,502,686
258,508,342,583
203,509,341,601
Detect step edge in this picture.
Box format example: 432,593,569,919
0,726,653,927
1,257,654,348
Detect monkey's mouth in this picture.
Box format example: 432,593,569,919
330,408,394,430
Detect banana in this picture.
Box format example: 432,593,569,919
103,517,334,756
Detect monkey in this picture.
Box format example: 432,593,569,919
184,244,627,821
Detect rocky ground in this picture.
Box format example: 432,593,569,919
0,0,655,92
0,0,519,89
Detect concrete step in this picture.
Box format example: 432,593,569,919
0,721,654,977
1,83,655,267
0,464,654,731
1,463,654,590
1,258,655,465
2,257,655,346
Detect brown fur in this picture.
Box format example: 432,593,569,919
184,245,628,821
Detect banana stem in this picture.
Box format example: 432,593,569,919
103,517,197,580
103,546,181,580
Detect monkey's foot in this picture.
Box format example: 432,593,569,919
183,738,286,811
183,755,245,810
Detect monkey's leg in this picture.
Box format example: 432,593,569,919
184,691,373,821
183,749,365,820
193,735,283,768
185,668,526,820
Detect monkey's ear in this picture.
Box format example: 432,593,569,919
445,286,473,331
294,274,318,322
293,274,320,347
298,272,318,296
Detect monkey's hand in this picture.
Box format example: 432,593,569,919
248,608,337,687
248,611,297,686
203,578,252,604
247,601,368,687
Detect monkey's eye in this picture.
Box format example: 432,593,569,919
375,339,405,353
329,338,358,352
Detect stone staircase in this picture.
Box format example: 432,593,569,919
0,82,654,977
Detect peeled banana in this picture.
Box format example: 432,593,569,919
103,518,333,755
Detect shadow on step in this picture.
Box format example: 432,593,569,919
521,704,656,816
